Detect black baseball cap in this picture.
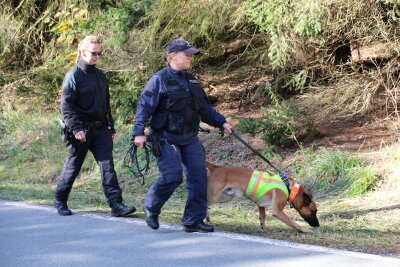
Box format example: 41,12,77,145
166,38,200,55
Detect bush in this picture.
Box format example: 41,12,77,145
259,104,297,147
234,116,263,136
235,102,313,148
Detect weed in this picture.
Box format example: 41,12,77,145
219,151,232,160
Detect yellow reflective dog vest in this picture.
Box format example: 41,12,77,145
245,170,289,202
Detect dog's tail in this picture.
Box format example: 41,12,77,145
205,161,217,171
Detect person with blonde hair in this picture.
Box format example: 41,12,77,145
55,35,136,217
133,38,232,232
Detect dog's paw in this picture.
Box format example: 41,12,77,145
298,228,313,234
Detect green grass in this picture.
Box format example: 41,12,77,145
0,109,399,258
287,147,378,198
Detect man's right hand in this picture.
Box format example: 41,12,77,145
134,135,147,148
74,130,86,142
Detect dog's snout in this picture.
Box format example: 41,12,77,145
304,216,320,227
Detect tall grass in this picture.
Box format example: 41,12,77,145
371,143,400,191
289,147,377,197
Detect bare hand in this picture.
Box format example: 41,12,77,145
74,130,86,142
134,135,146,148
223,122,233,134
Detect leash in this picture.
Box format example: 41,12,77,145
123,142,152,185
223,129,291,190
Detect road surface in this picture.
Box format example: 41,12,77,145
1,200,399,267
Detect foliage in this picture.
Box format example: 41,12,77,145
259,105,297,147
0,1,90,69
1,0,253,121
236,102,314,148
290,147,377,197
245,0,400,121
49,5,90,48
108,72,143,123
92,0,150,47
234,117,262,136
246,0,324,69
145,0,247,46
0,114,5,136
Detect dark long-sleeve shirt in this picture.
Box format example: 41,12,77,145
60,59,115,134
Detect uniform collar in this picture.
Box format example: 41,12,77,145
78,58,96,73
167,65,187,77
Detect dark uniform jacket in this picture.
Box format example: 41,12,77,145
133,66,226,144
60,58,115,134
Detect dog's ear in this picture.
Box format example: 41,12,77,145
302,193,312,206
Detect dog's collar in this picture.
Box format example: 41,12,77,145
288,183,300,204
279,172,291,195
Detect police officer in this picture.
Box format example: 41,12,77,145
55,36,136,217
133,38,232,232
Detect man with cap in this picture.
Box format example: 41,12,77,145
133,38,232,232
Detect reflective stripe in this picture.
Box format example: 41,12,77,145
248,171,263,200
245,170,289,202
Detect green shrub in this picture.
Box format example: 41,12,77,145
236,104,299,147
234,117,263,136
260,104,297,147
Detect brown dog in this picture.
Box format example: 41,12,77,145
206,161,319,233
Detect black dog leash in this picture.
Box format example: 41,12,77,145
223,129,291,190
123,142,152,185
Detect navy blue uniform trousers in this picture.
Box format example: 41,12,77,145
55,127,123,206
144,138,207,226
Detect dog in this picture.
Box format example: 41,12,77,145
206,161,319,233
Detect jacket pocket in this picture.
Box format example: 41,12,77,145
150,112,167,131
166,89,188,111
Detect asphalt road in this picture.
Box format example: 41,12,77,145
1,200,399,267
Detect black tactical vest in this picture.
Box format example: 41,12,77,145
150,69,203,134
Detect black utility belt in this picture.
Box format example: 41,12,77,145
84,121,106,128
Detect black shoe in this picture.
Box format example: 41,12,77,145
144,207,159,230
183,222,214,233
54,200,72,216
111,202,136,217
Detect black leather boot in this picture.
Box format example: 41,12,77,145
183,222,214,233
111,202,136,217
144,207,159,230
54,200,72,216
